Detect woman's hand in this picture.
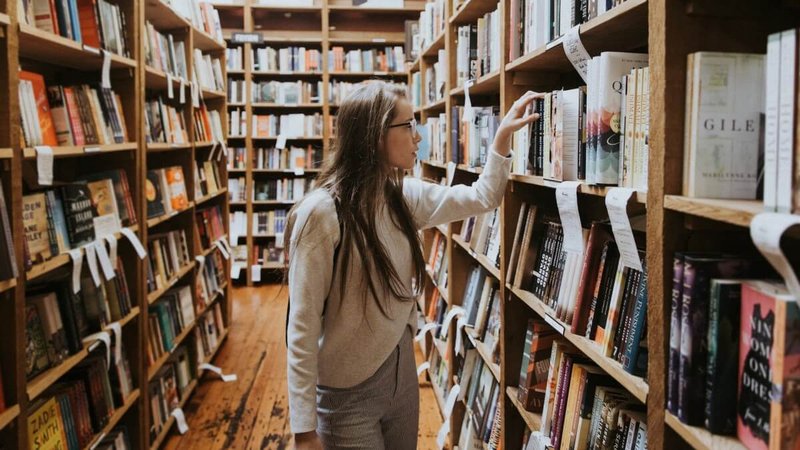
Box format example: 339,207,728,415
294,431,323,450
493,91,544,156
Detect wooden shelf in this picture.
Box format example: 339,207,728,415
251,70,323,77
328,4,424,13
147,142,192,152
251,168,322,174
464,328,500,382
423,97,447,113
19,24,137,70
410,57,420,72
328,37,405,45
252,200,297,205
422,30,446,58
506,387,542,432
0,278,16,294
227,69,245,75
251,102,323,108
251,136,323,140
147,263,196,304
26,226,139,281
506,0,648,74
27,308,140,401
423,160,447,170
452,234,501,280
196,188,228,206
511,174,648,204
0,148,13,159
194,141,217,148
508,285,648,403
425,267,448,303
145,0,190,30
149,379,199,450
83,390,141,450
665,412,746,450
227,102,246,107
192,27,226,51
23,143,138,159
0,12,10,26
328,71,407,77
250,4,322,11
663,195,761,228
0,405,20,431
147,202,195,229
145,66,185,91
201,87,227,99
450,0,499,25
450,70,501,96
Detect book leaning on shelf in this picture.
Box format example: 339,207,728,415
251,46,322,73
146,230,191,293
194,205,226,250
144,22,189,79
425,50,447,104
328,46,406,73
452,105,500,168
149,346,195,442
27,351,135,450
194,159,223,200
144,97,189,145
20,71,130,147
193,49,225,92
427,230,449,289
459,208,502,268
23,174,137,269
415,0,445,52
18,0,130,56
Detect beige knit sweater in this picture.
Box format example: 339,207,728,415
287,149,512,433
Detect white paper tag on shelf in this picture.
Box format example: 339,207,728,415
441,306,466,336
446,161,456,185
444,384,461,419
461,79,475,123
454,317,467,356
167,73,174,99
251,265,262,282
83,45,101,55
275,232,285,249
192,82,200,107
564,26,590,83
416,361,430,377
544,313,566,335
107,321,122,364
105,234,118,265
35,146,54,186
605,187,642,271
215,241,230,260
84,244,102,287
120,228,147,259
93,214,120,238
171,408,190,434
82,331,111,368
199,363,238,382
219,140,229,157
276,134,287,149
179,80,186,104
218,238,232,253
94,241,116,280
84,146,101,153
556,181,584,254
195,254,206,270
294,167,304,176
751,212,800,302
208,142,218,161
414,322,437,342
372,37,386,43
231,263,243,279
101,50,112,89
69,249,83,294
436,419,449,450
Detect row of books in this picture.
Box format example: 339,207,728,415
194,104,225,142
0,184,16,281
193,49,225,92
147,285,195,365
328,80,406,105
228,177,246,203
427,335,449,395
328,46,406,73
456,346,502,449
248,113,323,138
458,266,503,358
452,105,501,168
411,72,422,107
146,166,189,220
145,97,188,144
246,146,324,171
665,255,800,450
418,114,446,164
459,208,502,269
507,207,648,376
197,249,226,306
425,50,447,105
252,80,322,104
415,0,446,52
27,353,134,450
455,4,501,87
253,178,314,202
144,22,188,79
254,243,283,265
524,340,646,450
230,212,246,240
20,0,131,57
510,0,631,60
196,302,226,360
20,71,129,147
253,210,287,236
146,229,192,294
427,230,449,292
23,174,137,269
195,205,226,250
227,47,243,71
26,267,134,379
149,345,194,442
194,158,224,200
404,19,420,63
251,47,322,73
228,80,246,104
168,0,224,43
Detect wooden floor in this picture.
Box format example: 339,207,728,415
164,285,444,450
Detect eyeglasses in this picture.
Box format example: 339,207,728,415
388,118,417,135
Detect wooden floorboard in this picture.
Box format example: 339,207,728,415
163,285,444,450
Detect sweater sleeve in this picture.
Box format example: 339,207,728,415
404,148,513,230
286,202,339,434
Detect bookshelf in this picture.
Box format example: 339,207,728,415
217,0,423,285
0,0,232,448
410,1,800,449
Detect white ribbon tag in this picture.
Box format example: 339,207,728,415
416,361,430,377
84,244,101,287
94,241,116,281
414,323,438,342
605,187,642,271
107,322,122,364
251,265,261,282
82,331,111,369
208,141,218,161
106,235,118,265
167,73,174,99
454,317,467,356
120,228,147,259
276,134,287,149
274,232,284,249
556,181,584,254
69,249,83,294
179,80,186,104
443,384,461,419
199,363,238,382
446,161,456,186
461,79,475,123
171,408,189,434
35,146,54,186
215,241,230,260
441,306,466,336
101,50,112,89
751,212,800,303
564,26,590,83
195,255,206,271
436,419,450,450
231,263,243,279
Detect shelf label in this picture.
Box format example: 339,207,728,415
563,26,590,83
231,262,243,280
83,45,101,55
107,321,122,364
35,145,53,186
199,363,238,382
294,167,304,176
167,73,174,99
231,32,263,44
276,134,287,149
251,264,262,282
84,146,100,153
101,50,112,89
171,408,189,434
605,187,643,271
544,313,566,335
69,249,83,294
372,37,386,43
274,232,285,249
416,361,430,377
556,181,584,254
461,79,474,123
84,244,102,287
120,228,147,259
751,212,800,303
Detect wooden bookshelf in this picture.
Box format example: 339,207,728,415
0,405,20,432
505,387,542,431
663,195,761,228
146,263,197,304
21,143,139,159
510,173,648,204
664,412,746,450
83,389,141,450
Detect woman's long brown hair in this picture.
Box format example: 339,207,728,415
284,81,426,317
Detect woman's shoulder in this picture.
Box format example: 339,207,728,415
290,189,340,245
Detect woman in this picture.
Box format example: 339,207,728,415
286,81,541,450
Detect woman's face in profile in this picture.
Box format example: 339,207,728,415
383,98,422,170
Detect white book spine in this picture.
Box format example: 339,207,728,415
777,30,796,212
764,32,781,211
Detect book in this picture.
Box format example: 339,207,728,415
145,169,167,219
23,192,53,267
27,397,69,450
59,182,96,247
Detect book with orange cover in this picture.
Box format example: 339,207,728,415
165,166,189,211
76,0,102,49
20,71,58,146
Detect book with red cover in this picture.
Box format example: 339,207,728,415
19,71,58,146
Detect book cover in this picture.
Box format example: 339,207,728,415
145,169,166,219
23,192,53,267
27,397,69,450
59,182,96,247
20,70,58,146
164,166,189,211
25,304,52,379
86,178,121,231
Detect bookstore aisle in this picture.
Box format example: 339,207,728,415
161,286,444,450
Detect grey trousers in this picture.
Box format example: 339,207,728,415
316,326,420,450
